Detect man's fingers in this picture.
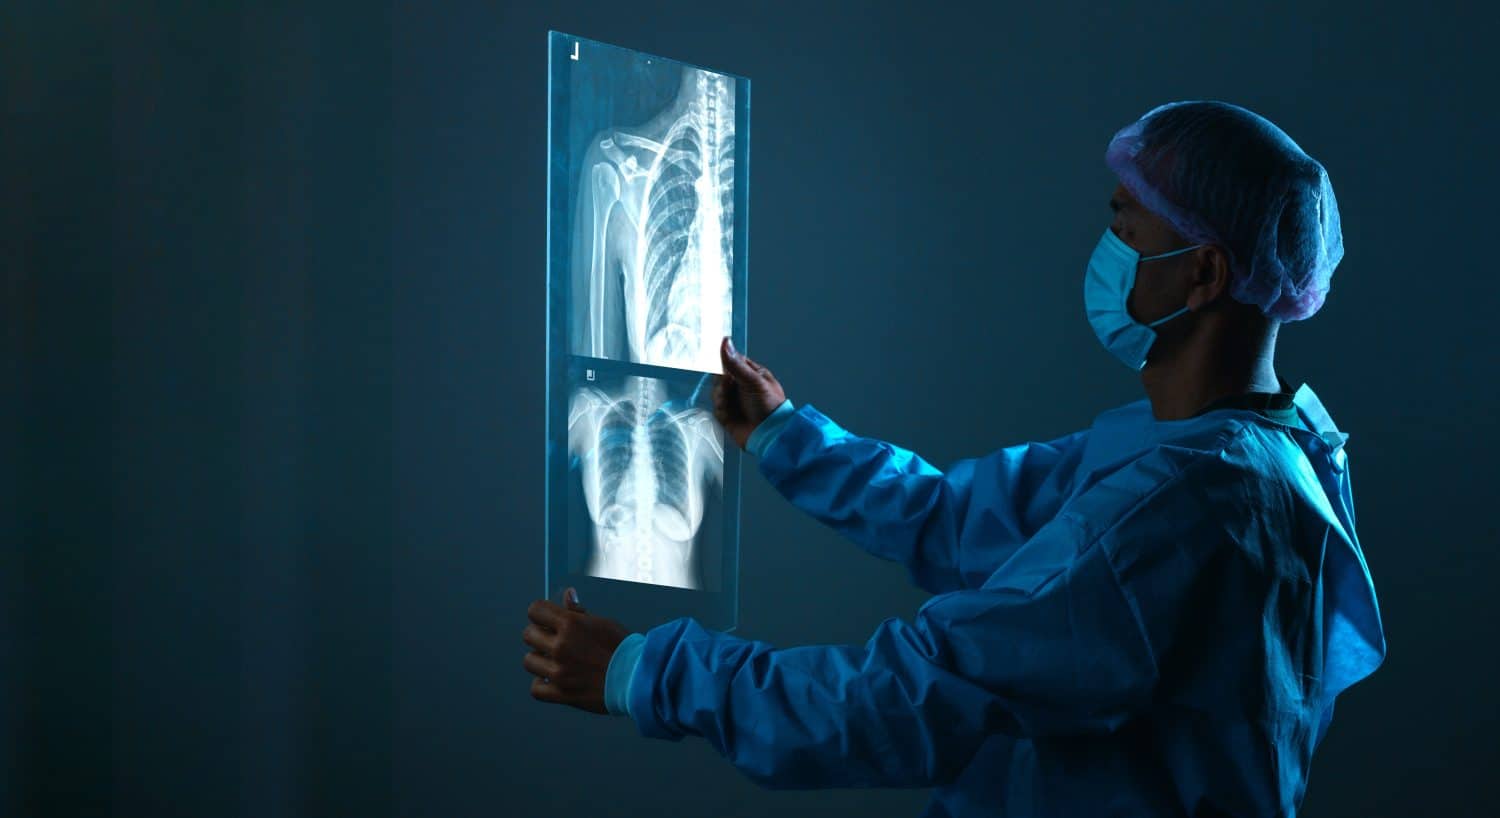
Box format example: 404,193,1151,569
530,676,565,704
714,374,738,405
521,624,556,653
713,372,742,427
723,354,756,380
527,599,565,630
523,650,562,681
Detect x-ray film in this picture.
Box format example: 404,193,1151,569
546,32,749,631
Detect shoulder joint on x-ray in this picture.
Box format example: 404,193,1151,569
578,68,734,373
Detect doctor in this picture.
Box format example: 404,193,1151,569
523,100,1385,817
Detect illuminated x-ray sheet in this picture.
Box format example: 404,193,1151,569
546,32,748,631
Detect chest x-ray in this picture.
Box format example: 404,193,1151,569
574,70,736,373
569,370,722,590
546,32,749,630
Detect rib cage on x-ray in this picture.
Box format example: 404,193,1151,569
576,68,735,373
568,374,723,589
549,32,744,619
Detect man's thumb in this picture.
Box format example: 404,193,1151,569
720,337,758,381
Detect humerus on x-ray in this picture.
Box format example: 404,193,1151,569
568,57,736,374
548,32,746,626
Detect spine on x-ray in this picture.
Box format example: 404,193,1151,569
572,377,718,588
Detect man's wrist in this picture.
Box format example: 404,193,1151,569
603,632,646,717
746,398,796,457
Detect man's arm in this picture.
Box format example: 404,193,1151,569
618,444,1240,788
712,338,1087,594
755,404,1087,594
624,517,1154,788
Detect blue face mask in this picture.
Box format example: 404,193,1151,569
1084,228,1203,370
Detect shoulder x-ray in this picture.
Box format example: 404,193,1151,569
546,32,748,629
569,46,737,373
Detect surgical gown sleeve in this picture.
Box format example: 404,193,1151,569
627,443,1240,789
755,403,1087,593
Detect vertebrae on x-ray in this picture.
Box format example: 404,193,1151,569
569,376,723,589
583,69,734,372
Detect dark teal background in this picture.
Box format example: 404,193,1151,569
5,2,1495,816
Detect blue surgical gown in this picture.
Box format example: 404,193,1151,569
621,385,1385,816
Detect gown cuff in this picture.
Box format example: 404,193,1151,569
746,398,796,457
626,617,696,740
603,632,646,717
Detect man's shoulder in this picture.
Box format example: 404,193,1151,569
1063,418,1277,539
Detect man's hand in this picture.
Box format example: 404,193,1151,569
713,336,787,451
522,588,630,715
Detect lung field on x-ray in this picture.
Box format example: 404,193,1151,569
568,369,724,590
570,63,735,375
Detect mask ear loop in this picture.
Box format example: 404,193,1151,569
1139,243,1203,262
1138,242,1204,329
1146,304,1192,328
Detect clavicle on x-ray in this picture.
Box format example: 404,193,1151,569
547,32,748,628
569,373,723,589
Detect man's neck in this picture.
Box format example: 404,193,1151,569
1141,318,1281,421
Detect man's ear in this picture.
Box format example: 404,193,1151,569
1187,245,1232,309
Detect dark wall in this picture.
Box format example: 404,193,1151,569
5,1,1494,816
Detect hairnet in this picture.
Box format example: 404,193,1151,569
1104,101,1343,321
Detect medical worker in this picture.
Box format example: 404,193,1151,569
523,100,1386,816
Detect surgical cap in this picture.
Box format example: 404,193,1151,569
1105,101,1343,322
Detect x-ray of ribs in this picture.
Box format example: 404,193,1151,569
569,375,723,589
581,69,735,373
